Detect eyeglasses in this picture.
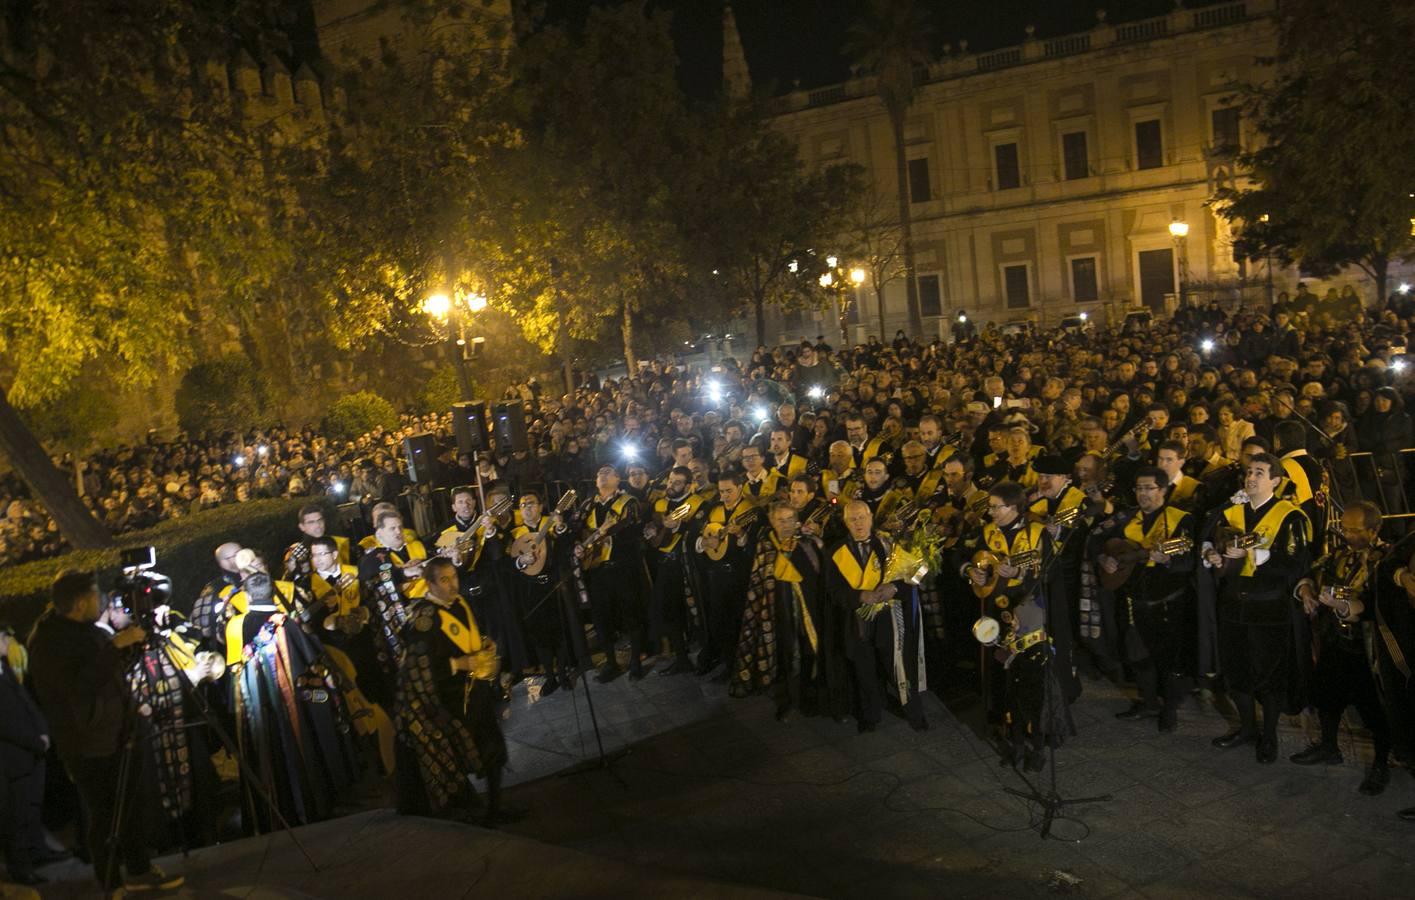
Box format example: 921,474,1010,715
987,503,1009,511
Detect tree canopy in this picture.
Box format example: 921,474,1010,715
1220,0,1415,301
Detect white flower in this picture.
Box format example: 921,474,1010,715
1230,490,1250,506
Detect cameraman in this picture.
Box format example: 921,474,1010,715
26,570,183,896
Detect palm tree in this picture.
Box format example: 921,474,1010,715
845,0,934,340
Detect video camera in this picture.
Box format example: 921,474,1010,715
111,546,172,627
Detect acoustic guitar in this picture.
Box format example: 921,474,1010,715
701,505,762,562
968,547,1042,599
1098,536,1194,591
508,489,578,577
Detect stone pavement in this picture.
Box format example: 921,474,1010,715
34,662,1415,898
497,665,1415,898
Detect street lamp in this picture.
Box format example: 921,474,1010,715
1169,218,1189,309
466,292,488,313
422,292,451,320
424,289,481,402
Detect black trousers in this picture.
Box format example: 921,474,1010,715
1,757,44,878
1312,640,1390,761
66,749,153,891
850,606,925,728
701,561,746,666
587,563,645,673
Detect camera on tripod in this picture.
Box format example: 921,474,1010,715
111,546,172,627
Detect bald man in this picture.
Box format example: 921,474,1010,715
825,501,929,733
191,541,244,640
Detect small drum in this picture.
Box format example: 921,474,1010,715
972,616,1001,646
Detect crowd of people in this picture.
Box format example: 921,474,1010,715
7,285,1415,895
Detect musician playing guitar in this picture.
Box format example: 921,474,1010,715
574,464,648,683
1026,454,1089,703
1201,452,1311,765
505,491,574,696
1091,466,1195,732
694,470,760,676
957,480,1070,772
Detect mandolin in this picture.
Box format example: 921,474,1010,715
510,489,578,577
1098,536,1194,591
968,547,1042,599
701,505,762,562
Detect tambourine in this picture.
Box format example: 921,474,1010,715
972,616,1001,646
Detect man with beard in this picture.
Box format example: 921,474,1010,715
1203,453,1311,765
768,426,809,480
1291,502,1390,795
1093,467,1196,732
645,466,707,677
505,491,577,696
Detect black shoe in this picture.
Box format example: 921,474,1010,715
1158,707,1178,733
628,666,648,682
1359,765,1390,796
694,654,718,676
595,663,622,684
1212,730,1258,749
1399,807,1415,822
658,657,694,677
910,717,929,732
540,675,560,698
710,668,731,684
1289,743,1343,766
1256,740,1278,764
1115,701,1161,721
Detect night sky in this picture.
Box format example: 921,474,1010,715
542,0,1218,98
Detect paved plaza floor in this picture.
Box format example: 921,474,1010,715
36,660,1415,898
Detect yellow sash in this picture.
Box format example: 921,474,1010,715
983,521,1045,587
831,543,883,590
1281,456,1315,505
774,535,816,652
390,541,429,597
654,493,706,553
311,565,361,616
1029,486,1085,519
1169,476,1200,506
745,470,781,499
586,493,632,564
1122,507,1186,567
1222,499,1307,577
774,453,808,478
437,597,484,655
224,581,296,665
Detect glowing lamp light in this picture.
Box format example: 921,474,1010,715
466,292,488,313
826,255,838,269
422,293,451,320
788,260,800,274
257,444,269,456
808,385,825,400
1400,283,1412,295
1394,358,1409,374
850,267,867,285
1201,338,1215,353
754,406,771,424
620,443,639,460
707,380,723,404
819,272,834,288
233,455,246,467
957,313,968,323
1079,312,1088,321
333,481,348,495
1169,219,1189,238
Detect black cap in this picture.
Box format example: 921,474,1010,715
1033,454,1071,476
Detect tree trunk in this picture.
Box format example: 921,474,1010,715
874,277,887,340
891,113,924,340
555,301,574,394
754,290,766,349
1372,254,1389,310
621,296,637,373
0,389,113,549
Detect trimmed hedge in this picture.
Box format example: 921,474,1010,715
0,497,325,636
